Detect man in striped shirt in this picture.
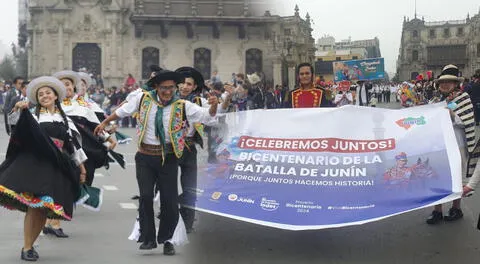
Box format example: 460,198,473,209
427,64,477,225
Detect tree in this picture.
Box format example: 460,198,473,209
0,55,17,81
12,43,28,79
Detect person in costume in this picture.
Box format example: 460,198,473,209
383,152,412,188
283,63,334,108
0,76,88,261
54,70,118,187
426,64,478,224
174,66,232,233
77,71,107,121
94,69,220,255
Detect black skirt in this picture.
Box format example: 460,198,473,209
0,110,80,220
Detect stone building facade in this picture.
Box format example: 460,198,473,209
397,11,480,81
22,0,315,89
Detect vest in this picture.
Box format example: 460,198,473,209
190,96,205,148
137,93,188,159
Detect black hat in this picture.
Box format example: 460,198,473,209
146,70,184,87
435,64,464,83
149,65,162,72
175,67,205,91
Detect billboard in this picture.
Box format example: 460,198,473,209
333,58,385,82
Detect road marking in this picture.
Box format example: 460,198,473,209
94,173,104,177
103,185,119,191
119,203,138,210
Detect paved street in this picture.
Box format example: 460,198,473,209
1,102,480,264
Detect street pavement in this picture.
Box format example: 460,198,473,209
1,102,480,264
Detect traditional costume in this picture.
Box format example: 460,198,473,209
114,70,218,253
54,71,124,198
0,77,87,220
174,66,218,232
284,84,333,108
427,65,478,224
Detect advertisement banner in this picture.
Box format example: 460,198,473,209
192,104,462,230
333,58,385,82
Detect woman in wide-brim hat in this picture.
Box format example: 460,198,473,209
0,76,88,261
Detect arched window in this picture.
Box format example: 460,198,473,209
412,30,418,38
193,48,212,80
72,43,101,75
412,50,419,61
142,47,160,79
245,48,263,74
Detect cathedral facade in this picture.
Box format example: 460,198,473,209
22,0,315,88
397,11,480,81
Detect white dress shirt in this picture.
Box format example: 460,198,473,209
115,92,218,145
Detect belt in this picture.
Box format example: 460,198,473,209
138,143,173,156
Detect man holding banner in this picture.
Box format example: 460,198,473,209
427,64,478,224
283,63,333,108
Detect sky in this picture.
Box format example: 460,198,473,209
273,0,480,75
1,0,479,75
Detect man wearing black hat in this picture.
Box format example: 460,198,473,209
426,64,477,225
95,69,219,255
174,67,231,233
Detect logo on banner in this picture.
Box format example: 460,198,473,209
228,194,238,201
396,116,426,130
211,192,222,200
260,198,280,211
228,194,255,204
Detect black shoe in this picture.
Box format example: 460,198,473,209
139,241,157,250
50,228,69,238
21,248,38,262
444,207,464,222
426,211,443,225
31,248,39,259
42,227,52,235
163,242,175,256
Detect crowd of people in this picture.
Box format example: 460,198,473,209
0,61,480,262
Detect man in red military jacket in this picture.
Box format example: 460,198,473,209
284,63,334,108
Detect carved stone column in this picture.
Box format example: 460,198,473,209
57,23,64,70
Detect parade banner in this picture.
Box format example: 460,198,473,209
333,58,385,82
190,104,462,230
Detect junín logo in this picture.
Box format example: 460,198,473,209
396,116,426,130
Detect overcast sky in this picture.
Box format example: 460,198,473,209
1,0,479,75
274,0,480,75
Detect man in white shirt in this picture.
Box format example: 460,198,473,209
95,70,219,255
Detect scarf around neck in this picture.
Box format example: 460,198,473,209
148,90,179,148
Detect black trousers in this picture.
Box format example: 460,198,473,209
84,158,96,187
178,144,197,229
135,152,179,244
474,102,480,123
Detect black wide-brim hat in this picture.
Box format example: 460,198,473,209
175,67,206,91
146,70,185,87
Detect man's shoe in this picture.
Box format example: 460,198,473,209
444,207,463,222
426,211,443,225
21,248,38,262
163,242,175,256
139,241,157,250
50,228,69,238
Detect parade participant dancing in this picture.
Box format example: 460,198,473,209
0,77,88,261
77,72,106,121
426,64,478,224
284,63,333,108
174,66,231,233
54,70,118,188
94,69,219,255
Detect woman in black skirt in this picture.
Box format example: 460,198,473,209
0,76,87,261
